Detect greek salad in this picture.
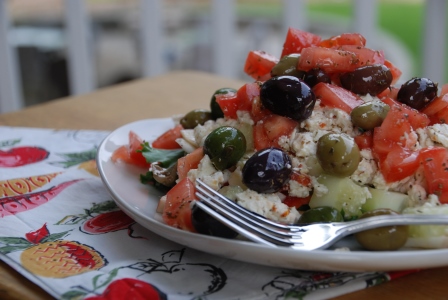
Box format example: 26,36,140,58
111,28,448,251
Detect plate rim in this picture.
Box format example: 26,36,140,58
97,117,448,272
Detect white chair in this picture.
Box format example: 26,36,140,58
0,0,446,114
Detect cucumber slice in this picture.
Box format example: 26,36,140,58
362,187,409,213
403,204,448,249
309,174,370,219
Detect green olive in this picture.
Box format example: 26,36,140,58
297,206,343,224
270,54,306,79
180,109,212,129
355,209,409,251
350,101,390,130
210,88,237,120
203,126,246,170
316,133,360,177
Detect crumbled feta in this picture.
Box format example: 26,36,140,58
350,149,378,185
427,124,448,147
236,189,300,224
187,155,227,190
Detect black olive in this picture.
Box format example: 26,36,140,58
397,77,438,110
339,64,393,95
242,147,292,193
191,203,238,239
260,76,316,121
303,68,331,88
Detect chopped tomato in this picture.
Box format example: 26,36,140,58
253,114,298,151
420,147,448,203
377,86,399,100
215,90,239,119
250,95,271,122
152,124,183,149
384,60,402,85
423,93,448,116
431,104,448,124
290,171,311,187
177,147,204,181
313,82,364,114
282,195,311,210
298,46,384,73
354,131,373,150
441,83,448,96
372,105,413,159
244,50,278,81
380,146,421,183
111,131,150,168
162,177,196,231
237,82,260,112
338,45,385,66
319,33,366,48
111,145,130,163
381,98,430,129
281,27,321,57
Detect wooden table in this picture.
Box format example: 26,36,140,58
0,71,447,299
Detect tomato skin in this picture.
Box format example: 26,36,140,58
283,196,311,209
152,125,183,149
253,114,298,151
215,91,239,119
381,98,430,129
237,82,260,112
177,147,204,181
380,146,421,183
420,147,448,203
313,82,364,114
319,33,366,48
250,95,271,122
377,86,399,100
162,178,196,232
354,131,373,150
422,93,448,117
111,131,151,168
281,27,321,57
384,59,402,85
244,50,278,80
298,46,384,74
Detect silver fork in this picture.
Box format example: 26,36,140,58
194,179,448,250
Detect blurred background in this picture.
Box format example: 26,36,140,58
1,0,447,111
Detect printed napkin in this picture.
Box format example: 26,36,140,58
0,126,416,300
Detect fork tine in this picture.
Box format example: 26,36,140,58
195,180,303,247
196,179,298,232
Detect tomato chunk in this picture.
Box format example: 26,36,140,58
354,131,373,150
237,82,260,112
281,27,321,57
162,177,196,231
215,90,239,119
313,82,364,114
373,105,412,157
244,50,278,81
177,147,204,181
152,125,183,149
382,98,430,129
380,146,420,183
298,46,384,73
111,131,150,168
420,147,448,203
319,33,366,48
384,59,402,85
253,115,298,151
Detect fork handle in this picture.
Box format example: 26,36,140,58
335,214,448,235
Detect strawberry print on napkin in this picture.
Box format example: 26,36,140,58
0,126,415,300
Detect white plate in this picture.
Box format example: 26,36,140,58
97,118,448,272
